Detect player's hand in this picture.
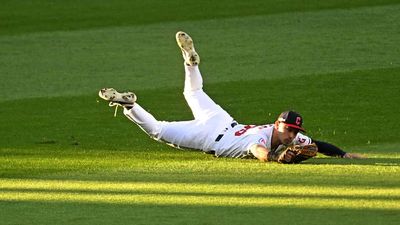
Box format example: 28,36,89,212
343,153,366,159
279,150,297,163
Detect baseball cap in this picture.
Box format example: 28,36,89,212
277,111,305,132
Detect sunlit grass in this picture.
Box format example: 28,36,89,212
1,179,399,209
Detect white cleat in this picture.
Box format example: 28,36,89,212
176,31,200,66
98,88,137,108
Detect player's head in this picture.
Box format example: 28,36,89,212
274,111,305,145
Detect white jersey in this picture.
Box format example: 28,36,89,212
211,124,312,158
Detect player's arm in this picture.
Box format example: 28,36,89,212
249,144,271,162
313,140,366,159
249,144,297,162
249,144,294,162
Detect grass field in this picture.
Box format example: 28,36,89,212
1,0,399,224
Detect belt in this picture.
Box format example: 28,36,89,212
215,121,238,142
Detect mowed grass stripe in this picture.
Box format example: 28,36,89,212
1,179,398,197
2,0,398,36
1,179,399,209
0,191,398,210
1,4,399,101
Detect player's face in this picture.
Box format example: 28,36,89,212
276,122,299,145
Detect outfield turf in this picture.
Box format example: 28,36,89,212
0,1,399,224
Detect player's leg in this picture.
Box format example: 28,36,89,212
98,88,214,150
124,104,221,150
176,31,232,122
183,65,232,121
123,104,163,138
176,31,202,93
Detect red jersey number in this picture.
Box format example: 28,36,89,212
235,125,256,136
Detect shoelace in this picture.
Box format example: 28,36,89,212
109,102,121,117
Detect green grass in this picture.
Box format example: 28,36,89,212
1,0,400,224
2,3,400,100
1,0,399,36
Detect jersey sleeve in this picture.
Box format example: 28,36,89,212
313,140,347,157
246,135,267,149
294,133,312,146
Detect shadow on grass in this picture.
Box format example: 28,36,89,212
0,200,399,225
307,157,400,166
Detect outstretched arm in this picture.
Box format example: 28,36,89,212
313,140,366,159
249,144,296,162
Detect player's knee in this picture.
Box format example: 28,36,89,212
147,124,163,139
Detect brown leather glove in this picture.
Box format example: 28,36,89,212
269,143,318,164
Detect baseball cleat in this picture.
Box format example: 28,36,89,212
176,31,200,66
98,88,137,108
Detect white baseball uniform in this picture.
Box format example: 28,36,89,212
123,65,312,158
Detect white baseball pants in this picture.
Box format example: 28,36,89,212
123,65,234,151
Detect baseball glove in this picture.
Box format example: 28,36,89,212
268,143,318,164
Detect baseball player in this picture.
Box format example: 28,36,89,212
99,31,365,163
